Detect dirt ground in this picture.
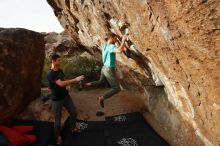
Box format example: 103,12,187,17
70,88,146,121
20,87,146,125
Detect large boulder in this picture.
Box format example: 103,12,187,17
0,28,45,124
47,1,220,146
44,31,91,58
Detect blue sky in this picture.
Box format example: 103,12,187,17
0,0,64,32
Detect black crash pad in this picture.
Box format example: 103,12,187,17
61,118,105,146
12,119,54,146
61,112,170,146
105,112,143,124
106,134,169,146
61,130,105,146
62,118,105,132
105,113,170,146
104,120,151,137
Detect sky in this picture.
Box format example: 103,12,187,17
0,0,64,32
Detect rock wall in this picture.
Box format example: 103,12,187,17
0,28,45,124
44,31,91,57
47,0,220,146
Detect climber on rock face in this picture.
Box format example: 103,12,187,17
84,32,128,108
47,53,84,145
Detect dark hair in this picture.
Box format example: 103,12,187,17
50,53,60,61
107,32,117,39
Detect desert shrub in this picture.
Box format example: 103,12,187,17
41,56,102,87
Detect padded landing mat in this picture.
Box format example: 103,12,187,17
61,112,170,146
61,119,105,146
12,119,54,146
105,112,144,124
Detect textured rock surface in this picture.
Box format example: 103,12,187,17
44,31,91,57
47,0,220,146
0,28,45,124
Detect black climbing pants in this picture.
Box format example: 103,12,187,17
52,95,77,139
